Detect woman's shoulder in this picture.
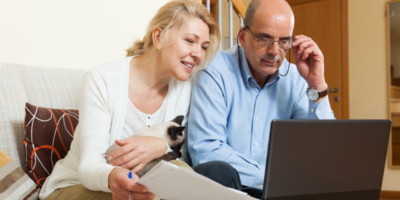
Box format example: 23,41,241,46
90,57,132,75
83,57,132,89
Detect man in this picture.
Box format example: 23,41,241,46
187,0,335,198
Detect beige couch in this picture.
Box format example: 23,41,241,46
0,62,85,199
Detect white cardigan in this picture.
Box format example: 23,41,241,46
40,57,192,199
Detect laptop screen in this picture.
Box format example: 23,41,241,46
262,120,391,200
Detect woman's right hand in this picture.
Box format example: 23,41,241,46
108,167,154,200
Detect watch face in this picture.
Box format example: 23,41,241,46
307,88,319,101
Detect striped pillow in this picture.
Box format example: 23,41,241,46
0,150,39,200
24,103,79,187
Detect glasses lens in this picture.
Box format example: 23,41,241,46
279,40,292,50
247,27,292,50
256,38,271,47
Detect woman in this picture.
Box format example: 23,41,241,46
39,1,220,199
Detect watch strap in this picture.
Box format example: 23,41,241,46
319,88,329,98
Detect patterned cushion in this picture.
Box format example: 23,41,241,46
24,103,79,186
0,150,40,200
0,63,84,172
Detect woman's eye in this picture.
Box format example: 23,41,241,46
185,39,194,43
202,45,209,50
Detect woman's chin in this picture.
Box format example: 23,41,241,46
174,73,191,81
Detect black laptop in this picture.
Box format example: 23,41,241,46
262,120,391,200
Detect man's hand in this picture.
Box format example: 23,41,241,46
292,35,328,91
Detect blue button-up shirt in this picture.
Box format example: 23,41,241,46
187,46,335,188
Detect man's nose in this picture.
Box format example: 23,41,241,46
267,41,280,56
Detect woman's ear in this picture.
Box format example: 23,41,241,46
152,28,163,50
238,27,247,49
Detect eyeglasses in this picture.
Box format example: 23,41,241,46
245,27,292,50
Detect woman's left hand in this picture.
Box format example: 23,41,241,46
107,136,167,173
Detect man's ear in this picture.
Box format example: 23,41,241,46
152,28,163,50
238,27,247,49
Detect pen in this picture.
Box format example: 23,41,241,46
128,171,133,200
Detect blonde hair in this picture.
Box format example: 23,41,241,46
126,0,220,66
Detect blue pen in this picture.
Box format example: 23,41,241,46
128,172,133,200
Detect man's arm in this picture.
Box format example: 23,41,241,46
291,35,335,120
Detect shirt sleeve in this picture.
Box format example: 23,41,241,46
76,71,116,192
187,70,264,185
292,85,335,120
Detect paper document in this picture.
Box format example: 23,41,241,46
138,161,258,200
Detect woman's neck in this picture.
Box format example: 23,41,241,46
128,51,170,114
130,51,170,90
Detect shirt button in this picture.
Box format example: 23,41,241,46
316,110,320,115
310,108,315,113
148,116,151,119
254,142,259,146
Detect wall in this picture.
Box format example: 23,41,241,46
348,0,400,191
390,2,400,78
0,0,168,70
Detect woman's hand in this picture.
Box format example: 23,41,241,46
107,136,167,173
108,167,154,200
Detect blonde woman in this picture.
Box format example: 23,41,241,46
39,1,220,199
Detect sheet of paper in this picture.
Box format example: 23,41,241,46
137,161,258,200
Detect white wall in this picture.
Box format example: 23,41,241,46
0,0,168,70
348,0,400,191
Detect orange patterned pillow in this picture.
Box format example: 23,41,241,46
24,103,79,186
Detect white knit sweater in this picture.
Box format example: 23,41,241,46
39,57,192,199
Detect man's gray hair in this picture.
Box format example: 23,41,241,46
243,0,262,27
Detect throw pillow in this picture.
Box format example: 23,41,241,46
24,103,79,186
0,150,40,200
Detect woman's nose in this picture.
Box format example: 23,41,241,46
191,45,203,59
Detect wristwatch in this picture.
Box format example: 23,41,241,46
306,87,329,101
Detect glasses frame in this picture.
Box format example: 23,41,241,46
244,26,293,50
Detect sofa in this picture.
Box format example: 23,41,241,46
0,62,85,199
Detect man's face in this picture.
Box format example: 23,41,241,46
239,9,294,84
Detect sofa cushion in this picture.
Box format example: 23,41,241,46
0,63,84,170
24,103,79,186
0,150,40,200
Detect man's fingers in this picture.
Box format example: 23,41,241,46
292,34,310,46
296,41,313,55
302,48,315,60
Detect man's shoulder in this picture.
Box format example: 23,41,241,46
201,48,238,77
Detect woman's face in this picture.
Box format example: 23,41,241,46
159,17,210,81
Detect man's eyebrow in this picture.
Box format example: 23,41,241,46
256,33,292,40
280,36,292,40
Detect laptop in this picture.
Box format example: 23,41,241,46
262,120,391,200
